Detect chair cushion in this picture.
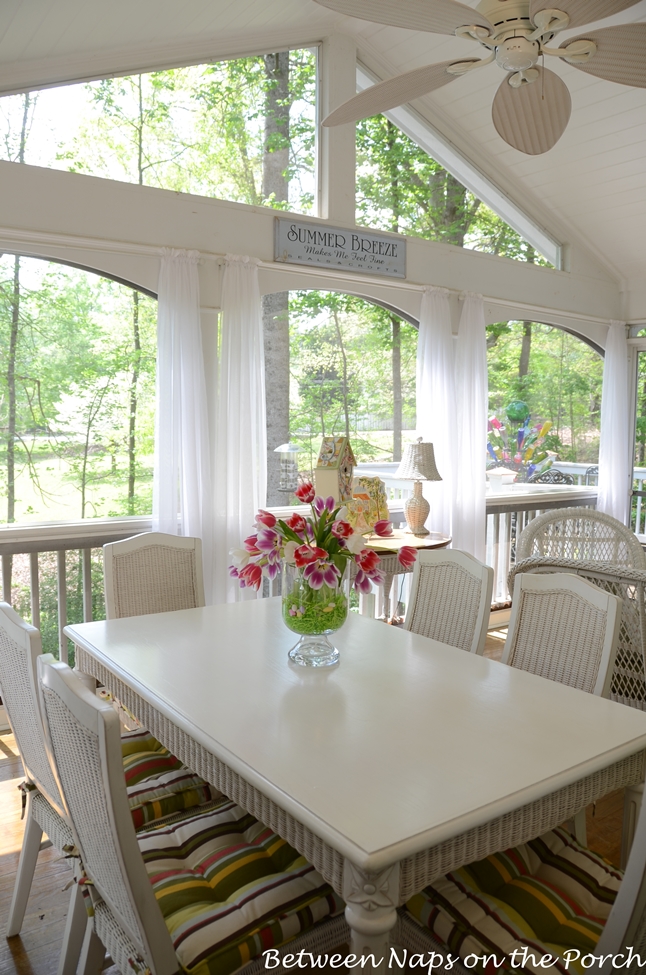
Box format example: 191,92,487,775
404,827,622,973
137,797,345,975
121,729,213,830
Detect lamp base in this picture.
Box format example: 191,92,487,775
404,481,430,536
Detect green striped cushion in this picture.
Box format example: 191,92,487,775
404,827,622,974
138,798,345,975
121,729,213,830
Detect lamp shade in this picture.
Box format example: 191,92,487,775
395,439,442,482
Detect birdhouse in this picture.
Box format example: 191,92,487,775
314,437,356,503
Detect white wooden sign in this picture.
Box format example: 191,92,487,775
274,217,406,278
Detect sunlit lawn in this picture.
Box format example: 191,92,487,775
0,450,153,524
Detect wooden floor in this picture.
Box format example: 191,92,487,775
0,640,626,973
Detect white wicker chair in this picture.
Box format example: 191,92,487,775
502,572,622,698
103,531,204,620
502,571,622,846
38,657,350,975
403,550,494,655
397,784,646,971
509,556,646,867
516,507,646,567
0,600,216,971
0,603,84,974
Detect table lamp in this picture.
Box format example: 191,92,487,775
394,438,442,536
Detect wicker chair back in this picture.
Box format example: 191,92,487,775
0,602,65,813
502,572,622,697
103,531,205,619
510,557,646,710
516,507,646,567
38,657,177,975
404,551,494,655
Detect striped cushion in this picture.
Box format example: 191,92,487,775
121,729,213,830
138,798,345,975
404,827,622,974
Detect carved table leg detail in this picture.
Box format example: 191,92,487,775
343,861,400,974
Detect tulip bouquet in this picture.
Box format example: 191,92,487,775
230,482,417,664
230,480,417,595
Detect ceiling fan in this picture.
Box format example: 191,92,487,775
312,0,646,153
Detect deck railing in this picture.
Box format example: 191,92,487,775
0,479,601,667
0,516,152,663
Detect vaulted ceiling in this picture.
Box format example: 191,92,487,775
0,0,644,294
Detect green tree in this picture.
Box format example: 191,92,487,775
289,292,417,470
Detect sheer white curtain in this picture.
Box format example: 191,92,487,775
153,248,213,596
598,321,631,524
213,255,267,604
453,293,488,561
416,287,455,536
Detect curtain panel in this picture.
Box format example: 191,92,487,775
153,248,214,596
213,255,267,604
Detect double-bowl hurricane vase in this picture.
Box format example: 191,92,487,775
282,561,348,668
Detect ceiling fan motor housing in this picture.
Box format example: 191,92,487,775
496,36,540,70
476,0,533,36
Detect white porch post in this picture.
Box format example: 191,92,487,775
416,287,455,536
453,292,488,561
319,33,356,224
598,321,631,524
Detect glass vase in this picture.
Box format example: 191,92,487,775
282,561,348,667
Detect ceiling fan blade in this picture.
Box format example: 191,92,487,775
560,25,646,87
323,59,474,126
530,0,642,31
492,68,572,154
312,0,492,35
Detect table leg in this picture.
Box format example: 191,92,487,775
343,861,399,974
382,571,395,622
622,780,644,868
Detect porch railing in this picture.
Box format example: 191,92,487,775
0,516,152,664
0,480,600,669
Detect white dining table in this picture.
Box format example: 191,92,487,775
66,599,646,966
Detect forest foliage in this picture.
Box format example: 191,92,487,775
0,49,604,528
0,48,610,657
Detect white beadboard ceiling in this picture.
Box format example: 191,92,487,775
0,0,644,289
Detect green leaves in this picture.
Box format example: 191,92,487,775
0,255,157,522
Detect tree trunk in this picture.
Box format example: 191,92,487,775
127,290,141,513
263,53,291,504
262,53,290,205
6,94,31,527
518,248,535,388
263,293,290,502
7,255,20,525
332,309,351,441
519,322,532,380
387,123,403,462
391,316,402,462
125,78,146,514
